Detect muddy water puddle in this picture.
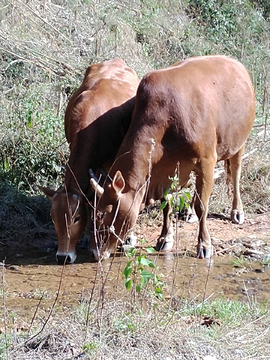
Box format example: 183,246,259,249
160,254,270,302
2,254,269,326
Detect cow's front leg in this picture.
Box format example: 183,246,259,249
186,193,199,223
155,196,174,251
195,161,215,259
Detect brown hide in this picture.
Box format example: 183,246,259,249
94,55,255,260
40,59,140,264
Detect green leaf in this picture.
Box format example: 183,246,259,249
27,110,33,128
155,287,164,300
122,265,132,279
164,188,170,197
184,190,191,201
179,196,185,211
138,257,155,268
160,200,167,210
126,247,136,257
125,278,132,290
4,158,9,171
145,247,156,254
139,237,146,244
140,270,154,289
141,270,154,278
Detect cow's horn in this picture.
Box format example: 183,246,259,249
89,169,104,197
89,169,99,182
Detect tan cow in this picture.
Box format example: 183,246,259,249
40,59,140,264
90,55,255,260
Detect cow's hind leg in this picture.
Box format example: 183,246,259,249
228,146,246,224
155,196,174,251
195,160,215,259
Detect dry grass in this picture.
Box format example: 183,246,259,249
209,127,270,217
2,271,270,360
1,0,269,194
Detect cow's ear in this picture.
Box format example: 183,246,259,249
112,170,125,194
38,186,56,201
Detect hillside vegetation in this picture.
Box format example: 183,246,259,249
0,0,269,232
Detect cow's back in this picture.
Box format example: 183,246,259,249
115,55,255,200
64,58,140,191
65,59,139,146
128,55,254,159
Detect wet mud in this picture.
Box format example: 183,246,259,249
1,213,270,327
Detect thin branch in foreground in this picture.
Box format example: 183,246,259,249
1,259,9,360
11,263,68,353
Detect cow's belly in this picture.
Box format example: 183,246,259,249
147,159,194,203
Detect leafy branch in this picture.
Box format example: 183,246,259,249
122,246,164,300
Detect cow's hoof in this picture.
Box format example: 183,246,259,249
155,238,174,252
197,247,213,259
231,211,244,225
101,249,111,260
125,232,137,247
89,248,111,261
186,213,198,223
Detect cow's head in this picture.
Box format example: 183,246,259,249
39,186,88,264
90,169,144,260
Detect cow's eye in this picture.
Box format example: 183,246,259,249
74,215,80,224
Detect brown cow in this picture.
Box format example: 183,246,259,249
40,59,140,264
90,55,255,260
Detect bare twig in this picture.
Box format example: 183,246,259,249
215,243,240,255
1,259,9,360
21,263,66,347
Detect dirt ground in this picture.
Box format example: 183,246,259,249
1,212,270,322
1,211,270,359
1,211,270,266
129,211,270,266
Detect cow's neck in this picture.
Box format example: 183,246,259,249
112,150,149,195
64,156,91,195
